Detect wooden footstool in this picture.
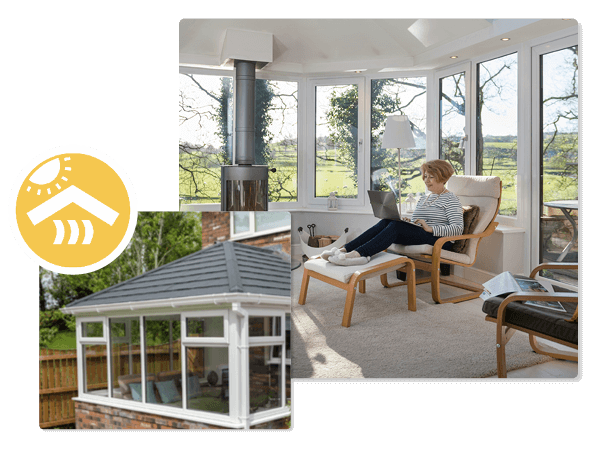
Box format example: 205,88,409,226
298,252,416,327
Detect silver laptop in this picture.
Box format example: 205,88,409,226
367,190,420,226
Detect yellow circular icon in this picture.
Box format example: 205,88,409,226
15,153,134,272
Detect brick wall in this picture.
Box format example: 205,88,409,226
201,212,231,247
201,212,291,254
74,400,289,430
237,231,291,254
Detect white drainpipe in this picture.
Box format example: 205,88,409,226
232,303,251,430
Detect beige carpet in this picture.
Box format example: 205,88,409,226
291,264,551,379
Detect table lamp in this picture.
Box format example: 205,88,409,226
380,115,416,212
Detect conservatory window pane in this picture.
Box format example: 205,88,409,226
186,316,224,338
476,53,518,216
82,321,103,338
179,73,233,205
249,346,282,413
186,347,229,415
539,45,578,285
249,316,282,337
285,314,290,359
260,80,298,203
315,84,359,199
144,316,182,407
83,344,108,396
370,77,427,203
110,318,141,401
439,72,466,174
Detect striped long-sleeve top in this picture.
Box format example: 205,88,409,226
411,191,464,238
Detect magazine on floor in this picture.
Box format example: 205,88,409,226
481,271,566,312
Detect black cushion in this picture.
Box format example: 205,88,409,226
482,295,578,345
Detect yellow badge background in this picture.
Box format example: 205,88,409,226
16,153,131,269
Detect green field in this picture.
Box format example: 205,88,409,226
179,143,298,204
179,141,577,215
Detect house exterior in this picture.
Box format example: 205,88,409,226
202,211,291,255
62,241,291,429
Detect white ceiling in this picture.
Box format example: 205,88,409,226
179,18,577,74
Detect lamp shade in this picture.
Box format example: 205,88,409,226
381,115,415,149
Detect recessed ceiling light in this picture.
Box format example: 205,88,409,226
450,56,459,59
345,69,366,73
501,37,510,41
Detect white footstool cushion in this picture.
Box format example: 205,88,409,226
305,252,409,284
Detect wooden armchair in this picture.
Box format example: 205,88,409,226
384,175,502,304
482,263,578,378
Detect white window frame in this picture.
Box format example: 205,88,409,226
307,76,366,208
76,309,272,428
246,308,287,420
366,70,431,197
179,67,235,212
434,62,473,173
77,317,111,399
471,44,524,225
247,310,286,345
229,211,291,240
179,67,302,210
530,33,579,278
255,72,303,210
181,310,229,345
78,317,107,344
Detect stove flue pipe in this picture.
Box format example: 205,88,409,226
220,60,269,211
234,60,256,166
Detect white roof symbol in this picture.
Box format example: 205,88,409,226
27,185,119,226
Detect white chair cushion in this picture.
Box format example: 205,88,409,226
304,252,409,284
448,175,500,262
388,243,472,265
448,175,501,198
387,175,501,265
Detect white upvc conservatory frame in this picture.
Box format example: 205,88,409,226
68,293,290,430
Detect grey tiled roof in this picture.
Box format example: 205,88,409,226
67,241,291,307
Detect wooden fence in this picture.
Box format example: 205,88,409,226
39,344,183,428
39,348,78,428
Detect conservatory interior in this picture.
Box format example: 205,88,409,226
179,19,579,378
62,242,291,429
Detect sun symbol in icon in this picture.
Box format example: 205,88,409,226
25,156,72,196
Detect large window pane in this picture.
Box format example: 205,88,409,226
261,80,298,202
83,344,108,396
315,84,359,198
477,53,518,216
249,346,282,414
110,318,141,401
179,75,298,205
144,316,182,407
179,73,233,205
440,73,466,174
186,347,229,415
539,46,578,284
370,77,427,203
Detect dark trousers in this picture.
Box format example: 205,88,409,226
344,219,453,257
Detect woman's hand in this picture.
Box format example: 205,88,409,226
414,219,433,233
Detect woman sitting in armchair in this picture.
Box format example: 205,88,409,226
322,159,463,266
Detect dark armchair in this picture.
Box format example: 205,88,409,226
482,262,578,378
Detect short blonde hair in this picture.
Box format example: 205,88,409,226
420,159,455,184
